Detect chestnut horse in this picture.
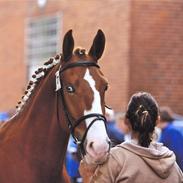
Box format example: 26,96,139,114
0,30,110,183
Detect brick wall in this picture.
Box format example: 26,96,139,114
129,0,183,114
1,0,182,115
0,0,130,113
0,1,27,112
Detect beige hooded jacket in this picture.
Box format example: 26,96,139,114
80,142,183,183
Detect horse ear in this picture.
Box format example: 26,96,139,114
62,29,74,62
89,29,105,61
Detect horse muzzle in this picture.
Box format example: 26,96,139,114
84,137,111,164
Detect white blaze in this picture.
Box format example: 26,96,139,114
83,69,108,142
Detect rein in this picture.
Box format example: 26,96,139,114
56,61,107,156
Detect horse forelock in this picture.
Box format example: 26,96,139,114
15,54,61,115
74,47,86,57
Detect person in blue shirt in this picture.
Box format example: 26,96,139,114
105,108,124,146
0,112,9,121
157,106,183,171
65,136,82,183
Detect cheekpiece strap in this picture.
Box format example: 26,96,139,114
55,65,62,91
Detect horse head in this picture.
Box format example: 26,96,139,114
58,29,110,164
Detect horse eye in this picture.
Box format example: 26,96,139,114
105,85,108,91
66,86,75,93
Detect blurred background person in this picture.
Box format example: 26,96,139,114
105,107,124,146
115,112,131,141
65,136,82,183
0,112,9,122
157,106,183,171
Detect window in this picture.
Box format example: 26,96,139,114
25,14,61,79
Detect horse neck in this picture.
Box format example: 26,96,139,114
14,64,69,177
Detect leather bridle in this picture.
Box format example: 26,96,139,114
56,61,108,156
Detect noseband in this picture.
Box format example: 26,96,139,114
56,61,107,155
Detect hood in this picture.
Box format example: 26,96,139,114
120,142,176,178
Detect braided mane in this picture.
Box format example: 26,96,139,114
15,54,61,114
15,47,86,115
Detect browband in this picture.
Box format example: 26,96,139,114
59,61,100,73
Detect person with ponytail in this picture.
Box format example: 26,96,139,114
79,92,183,183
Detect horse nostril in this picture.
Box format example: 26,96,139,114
89,141,94,149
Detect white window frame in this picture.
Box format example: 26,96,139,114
25,13,62,79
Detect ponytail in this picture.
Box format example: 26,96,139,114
126,92,158,147
138,110,154,147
